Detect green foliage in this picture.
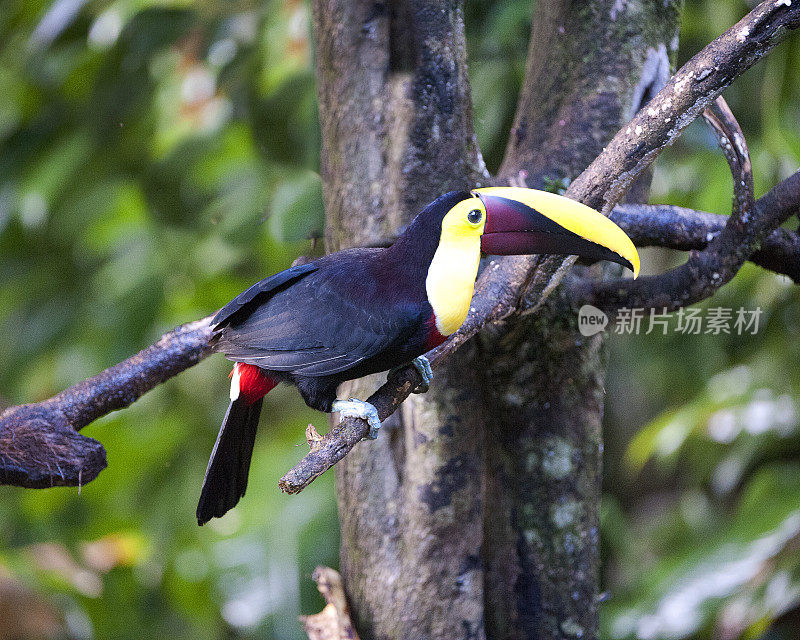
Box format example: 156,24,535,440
598,0,800,634
0,2,333,638
0,0,799,638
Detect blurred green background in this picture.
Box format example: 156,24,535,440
0,0,798,638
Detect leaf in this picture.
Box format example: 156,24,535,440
268,170,324,242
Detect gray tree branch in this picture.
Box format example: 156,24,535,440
1,0,799,502
569,0,800,215
279,0,800,493
610,204,800,282
571,168,800,311
0,318,212,487
569,96,800,312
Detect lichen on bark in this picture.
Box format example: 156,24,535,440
314,0,683,638
479,305,607,639
477,1,683,638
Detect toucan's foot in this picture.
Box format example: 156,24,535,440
411,356,434,393
390,356,434,393
332,399,382,440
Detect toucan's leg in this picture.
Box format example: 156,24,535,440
411,356,434,393
389,355,434,394
332,398,381,440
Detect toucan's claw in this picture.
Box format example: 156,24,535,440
411,356,433,393
390,356,434,393
333,398,382,440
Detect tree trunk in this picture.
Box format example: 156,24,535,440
313,1,681,638
481,3,680,639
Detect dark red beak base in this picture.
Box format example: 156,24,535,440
479,194,634,272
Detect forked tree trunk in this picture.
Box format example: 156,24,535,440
314,1,681,638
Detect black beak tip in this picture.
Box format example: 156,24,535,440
587,251,635,274
619,256,634,273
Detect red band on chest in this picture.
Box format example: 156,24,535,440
424,313,448,351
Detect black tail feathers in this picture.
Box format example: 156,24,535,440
196,397,263,526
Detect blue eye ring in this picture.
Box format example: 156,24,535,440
467,209,482,224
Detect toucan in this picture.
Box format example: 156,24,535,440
196,187,639,525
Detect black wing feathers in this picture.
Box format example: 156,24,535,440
211,262,318,329
211,251,429,376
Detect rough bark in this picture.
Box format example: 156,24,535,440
314,0,684,638
314,1,488,637
314,0,486,251
476,3,681,638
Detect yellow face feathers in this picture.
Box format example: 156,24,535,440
425,197,486,336
439,196,487,239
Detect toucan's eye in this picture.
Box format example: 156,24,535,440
467,209,483,224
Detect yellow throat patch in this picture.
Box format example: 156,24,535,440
425,197,486,336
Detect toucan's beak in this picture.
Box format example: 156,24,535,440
474,187,640,278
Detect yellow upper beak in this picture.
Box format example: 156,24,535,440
473,186,639,278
